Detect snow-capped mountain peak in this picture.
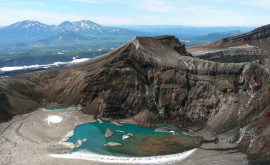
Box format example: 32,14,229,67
3,20,52,34
58,21,73,27
0,20,135,45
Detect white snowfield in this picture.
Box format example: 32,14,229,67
51,149,197,164
0,57,89,72
45,115,63,125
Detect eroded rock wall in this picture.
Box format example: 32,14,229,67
0,35,269,162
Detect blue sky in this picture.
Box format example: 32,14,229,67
0,0,270,26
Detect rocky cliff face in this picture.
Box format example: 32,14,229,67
0,33,270,163
187,24,270,163
190,24,270,50
195,48,269,63
188,24,270,64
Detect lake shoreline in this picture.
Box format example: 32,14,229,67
0,107,249,165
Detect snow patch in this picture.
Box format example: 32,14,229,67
181,40,191,43
0,58,90,72
51,148,197,164
45,115,63,125
72,58,89,63
237,125,249,143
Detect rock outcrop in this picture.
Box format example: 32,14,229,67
105,128,114,138
0,32,270,163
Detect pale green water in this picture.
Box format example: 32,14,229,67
67,121,194,157
45,106,69,110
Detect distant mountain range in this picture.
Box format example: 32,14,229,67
0,20,137,46
191,30,243,42
0,20,256,47
119,25,254,38
0,20,257,68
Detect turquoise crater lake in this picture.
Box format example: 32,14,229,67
66,120,199,157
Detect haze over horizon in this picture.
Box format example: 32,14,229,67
0,0,270,27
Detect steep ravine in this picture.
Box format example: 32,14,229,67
0,35,270,163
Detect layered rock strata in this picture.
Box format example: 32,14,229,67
0,34,269,163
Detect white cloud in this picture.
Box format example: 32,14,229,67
0,1,269,27
0,9,135,26
222,0,270,10
70,0,174,12
70,0,99,3
0,0,44,6
181,6,232,16
90,16,135,25
0,8,264,27
70,0,112,4
129,0,173,12
246,0,270,10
